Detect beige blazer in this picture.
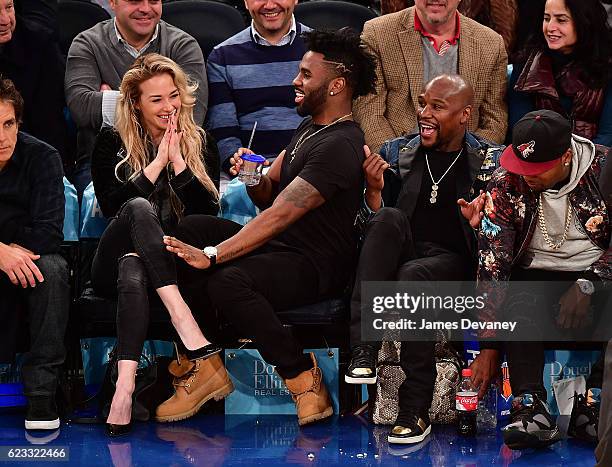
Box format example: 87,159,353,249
353,7,508,152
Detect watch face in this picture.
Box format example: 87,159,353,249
577,279,594,295
203,246,217,258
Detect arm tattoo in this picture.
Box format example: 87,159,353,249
221,245,245,262
278,177,321,209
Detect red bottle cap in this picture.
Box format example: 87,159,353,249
462,369,472,377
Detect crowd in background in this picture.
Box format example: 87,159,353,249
0,0,610,464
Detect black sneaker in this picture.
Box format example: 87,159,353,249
345,345,377,384
388,409,431,444
568,388,600,443
25,396,60,430
502,393,561,450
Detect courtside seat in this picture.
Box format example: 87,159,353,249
75,287,349,350
74,287,173,339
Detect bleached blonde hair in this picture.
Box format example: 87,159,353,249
115,53,218,217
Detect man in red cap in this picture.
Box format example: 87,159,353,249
468,109,611,450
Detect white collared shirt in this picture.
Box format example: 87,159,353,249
113,19,160,58
250,15,297,46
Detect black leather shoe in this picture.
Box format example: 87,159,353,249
388,409,431,445
106,422,132,437
184,343,223,361
345,345,377,384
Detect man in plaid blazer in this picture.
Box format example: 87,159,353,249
354,3,508,153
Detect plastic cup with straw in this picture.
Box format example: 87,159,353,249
238,121,265,186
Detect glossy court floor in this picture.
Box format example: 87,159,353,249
0,410,598,466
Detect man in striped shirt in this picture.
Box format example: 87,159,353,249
206,0,311,175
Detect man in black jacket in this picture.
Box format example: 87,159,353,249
0,79,69,431
346,74,502,445
0,0,68,168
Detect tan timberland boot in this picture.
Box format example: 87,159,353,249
282,353,333,426
155,353,234,422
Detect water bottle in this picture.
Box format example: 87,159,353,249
456,368,478,436
477,384,498,429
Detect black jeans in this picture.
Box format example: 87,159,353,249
0,254,69,398
350,208,472,411
174,214,328,379
91,197,178,361
505,267,609,399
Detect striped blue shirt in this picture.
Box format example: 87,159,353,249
206,23,310,172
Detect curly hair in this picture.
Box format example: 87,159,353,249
115,53,218,218
302,27,377,99
518,0,612,88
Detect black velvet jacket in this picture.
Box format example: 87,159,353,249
91,127,220,230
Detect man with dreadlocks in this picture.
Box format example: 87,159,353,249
159,28,378,426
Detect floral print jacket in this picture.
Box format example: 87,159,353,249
476,143,610,337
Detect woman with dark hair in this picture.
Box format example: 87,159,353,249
508,0,612,145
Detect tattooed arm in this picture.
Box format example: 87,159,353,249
164,176,324,269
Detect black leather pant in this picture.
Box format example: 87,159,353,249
92,197,178,361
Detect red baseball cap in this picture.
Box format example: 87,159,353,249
500,110,572,176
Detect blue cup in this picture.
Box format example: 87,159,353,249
238,153,266,186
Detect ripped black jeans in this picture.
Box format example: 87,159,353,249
91,198,178,361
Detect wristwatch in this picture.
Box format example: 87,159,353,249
576,278,595,296
202,246,217,266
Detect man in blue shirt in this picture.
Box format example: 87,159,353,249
206,0,310,175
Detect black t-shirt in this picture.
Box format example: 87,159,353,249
275,117,365,293
410,147,468,255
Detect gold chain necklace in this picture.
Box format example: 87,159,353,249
289,113,353,163
537,194,573,250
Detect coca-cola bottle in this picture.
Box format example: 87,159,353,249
456,368,478,436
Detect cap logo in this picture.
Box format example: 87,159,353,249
517,141,535,158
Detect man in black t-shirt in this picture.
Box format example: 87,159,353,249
157,29,378,426
346,74,503,445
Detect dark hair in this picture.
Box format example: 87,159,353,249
518,0,612,88
302,28,377,98
0,77,23,123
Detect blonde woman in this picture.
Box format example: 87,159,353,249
90,54,230,436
